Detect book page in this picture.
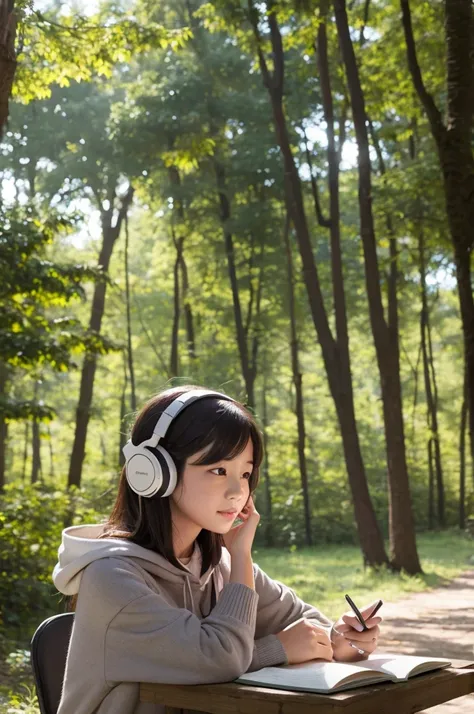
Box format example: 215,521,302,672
236,661,389,693
355,653,451,681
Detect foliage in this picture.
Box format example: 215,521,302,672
0,210,117,422
13,4,192,105
0,481,112,633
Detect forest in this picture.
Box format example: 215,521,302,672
0,2,473,705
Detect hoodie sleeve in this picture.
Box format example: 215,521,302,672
245,562,334,672
92,559,259,686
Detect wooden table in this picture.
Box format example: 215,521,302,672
140,660,474,714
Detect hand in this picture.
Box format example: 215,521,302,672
222,495,260,557
331,601,382,662
275,618,333,665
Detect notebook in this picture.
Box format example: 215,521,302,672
235,653,452,694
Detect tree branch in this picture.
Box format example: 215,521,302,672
445,0,473,140
400,0,445,142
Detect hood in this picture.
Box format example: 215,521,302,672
52,523,223,615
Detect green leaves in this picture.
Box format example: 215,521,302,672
13,7,192,105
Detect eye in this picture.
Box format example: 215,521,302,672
211,467,227,476
210,467,252,480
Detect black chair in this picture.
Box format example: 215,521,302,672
30,612,75,714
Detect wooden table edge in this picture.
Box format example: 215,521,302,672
140,662,474,712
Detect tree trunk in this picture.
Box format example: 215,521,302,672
124,214,137,411
170,228,182,377
0,0,17,136
118,353,128,469
334,0,421,573
214,157,256,408
47,424,54,480
401,0,474,483
183,4,259,407
419,228,445,526
459,365,468,528
31,378,41,484
261,352,274,547
31,419,41,484
249,3,389,567
301,125,330,228
0,361,8,489
283,213,312,546
168,163,197,362
68,186,134,488
21,421,28,482
180,253,196,361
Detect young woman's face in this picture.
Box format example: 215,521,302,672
170,437,253,534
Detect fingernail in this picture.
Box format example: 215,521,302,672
353,623,364,632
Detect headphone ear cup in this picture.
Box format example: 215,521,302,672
144,445,178,498
125,443,163,498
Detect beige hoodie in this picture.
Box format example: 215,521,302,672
52,524,333,714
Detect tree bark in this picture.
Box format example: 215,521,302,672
21,421,28,482
30,380,41,483
401,0,474,482
249,2,389,567
0,361,8,489
124,214,137,411
261,351,274,547
283,212,312,546
68,185,134,488
301,125,331,228
179,251,196,360
168,163,197,362
31,419,41,484
459,365,468,528
0,0,17,136
419,228,445,526
334,0,421,573
185,2,259,406
214,156,257,408
47,424,54,480
118,352,128,469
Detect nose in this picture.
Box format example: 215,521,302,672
224,474,246,500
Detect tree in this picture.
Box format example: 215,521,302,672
0,210,100,488
334,0,422,574
400,0,474,482
244,0,389,566
0,0,17,135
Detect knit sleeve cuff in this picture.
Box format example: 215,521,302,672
212,582,258,625
254,634,288,669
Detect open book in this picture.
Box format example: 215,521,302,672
235,654,451,694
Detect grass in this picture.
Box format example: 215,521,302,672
252,530,474,621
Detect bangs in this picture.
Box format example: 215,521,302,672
190,401,261,469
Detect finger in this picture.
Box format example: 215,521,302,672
345,626,380,643
348,639,377,654
342,614,366,632
360,601,383,619
310,627,331,645
316,643,334,661
346,630,380,646
365,616,383,628
333,621,352,635
315,633,332,648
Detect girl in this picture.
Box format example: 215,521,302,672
53,385,382,714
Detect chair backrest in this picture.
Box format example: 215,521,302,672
30,612,75,714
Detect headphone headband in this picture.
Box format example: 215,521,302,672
123,388,236,498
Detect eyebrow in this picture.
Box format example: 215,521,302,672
223,459,254,465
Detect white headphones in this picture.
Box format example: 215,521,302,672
122,388,236,498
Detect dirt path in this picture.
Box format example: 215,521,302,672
376,570,474,713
